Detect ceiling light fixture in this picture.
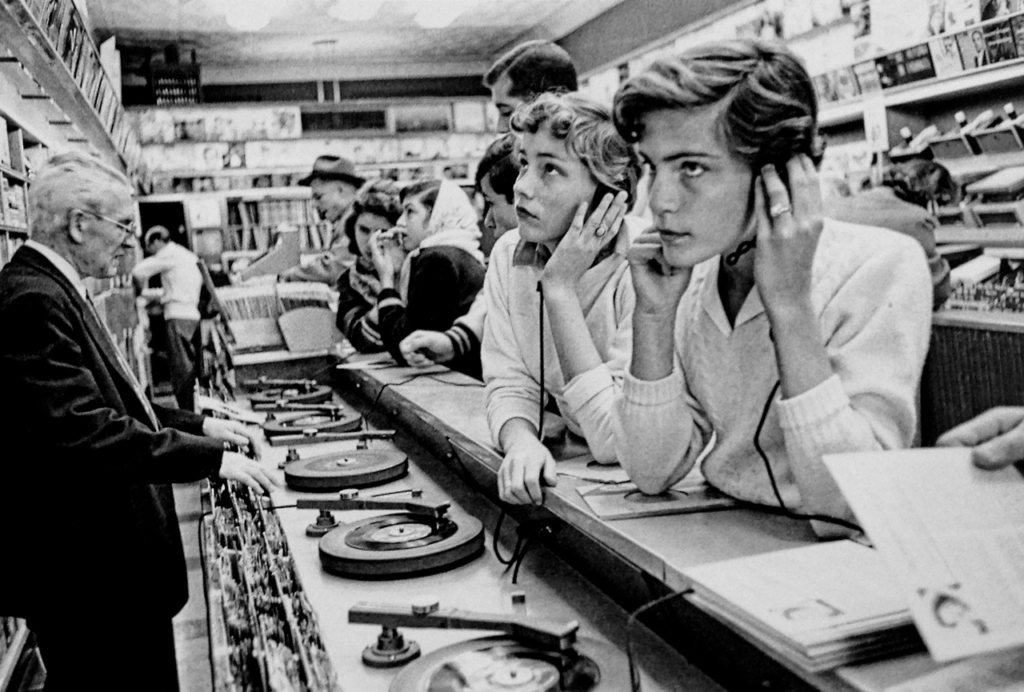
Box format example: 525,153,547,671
328,0,386,22
208,0,283,32
413,0,485,29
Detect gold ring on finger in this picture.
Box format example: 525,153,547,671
769,203,792,219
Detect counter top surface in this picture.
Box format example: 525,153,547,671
251,384,721,692
225,351,970,692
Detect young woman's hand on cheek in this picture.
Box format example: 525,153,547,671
369,230,397,289
541,191,628,292
498,436,557,505
753,155,823,316
627,229,693,317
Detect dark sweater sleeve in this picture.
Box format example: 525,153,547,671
377,249,483,365
0,291,224,484
335,269,385,352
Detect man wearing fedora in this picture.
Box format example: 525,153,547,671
280,155,365,284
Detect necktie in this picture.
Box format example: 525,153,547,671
86,293,162,431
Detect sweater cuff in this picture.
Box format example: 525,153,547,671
563,364,614,413
445,323,479,359
622,367,684,406
378,288,404,312
489,397,541,445
776,374,849,430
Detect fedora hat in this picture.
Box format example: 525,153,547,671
297,155,366,187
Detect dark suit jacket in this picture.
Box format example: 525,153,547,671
0,246,224,619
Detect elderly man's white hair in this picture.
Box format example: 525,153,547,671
29,151,132,241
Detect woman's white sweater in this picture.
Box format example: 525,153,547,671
482,218,643,462
611,218,933,512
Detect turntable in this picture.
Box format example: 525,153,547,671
244,377,333,410
348,599,629,691
282,431,408,490
262,402,363,440
297,491,484,578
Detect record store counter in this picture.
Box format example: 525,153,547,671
205,365,722,692
316,354,952,692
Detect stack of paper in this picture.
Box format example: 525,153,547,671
683,541,923,672
825,448,1024,664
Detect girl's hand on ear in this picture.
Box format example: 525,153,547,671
753,155,823,317
627,229,692,317
541,191,628,293
369,230,397,287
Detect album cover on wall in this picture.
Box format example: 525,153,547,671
956,26,993,67
1013,13,1024,52
852,60,883,93
929,35,967,75
983,19,1020,62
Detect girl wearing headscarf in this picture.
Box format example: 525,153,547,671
369,178,486,377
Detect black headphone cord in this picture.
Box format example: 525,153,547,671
753,380,863,533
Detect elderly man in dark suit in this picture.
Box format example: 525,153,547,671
0,151,275,691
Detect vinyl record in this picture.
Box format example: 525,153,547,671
284,449,408,491
389,635,629,692
249,384,333,409
262,408,363,438
319,511,484,579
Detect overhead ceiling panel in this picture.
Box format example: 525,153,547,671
86,0,627,80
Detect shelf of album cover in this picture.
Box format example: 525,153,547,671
221,391,702,692
141,186,314,203
0,0,128,171
331,354,821,597
819,58,1024,129
145,157,483,180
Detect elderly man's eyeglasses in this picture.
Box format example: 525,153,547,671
74,209,137,240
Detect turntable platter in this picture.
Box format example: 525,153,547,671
390,635,628,692
284,449,409,491
250,384,333,409
319,511,484,579
263,408,363,438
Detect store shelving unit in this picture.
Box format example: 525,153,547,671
134,98,494,265
0,0,143,178
0,117,28,267
819,59,1024,129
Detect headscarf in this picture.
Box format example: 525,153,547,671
398,179,485,300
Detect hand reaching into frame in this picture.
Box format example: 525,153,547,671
937,407,1024,471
